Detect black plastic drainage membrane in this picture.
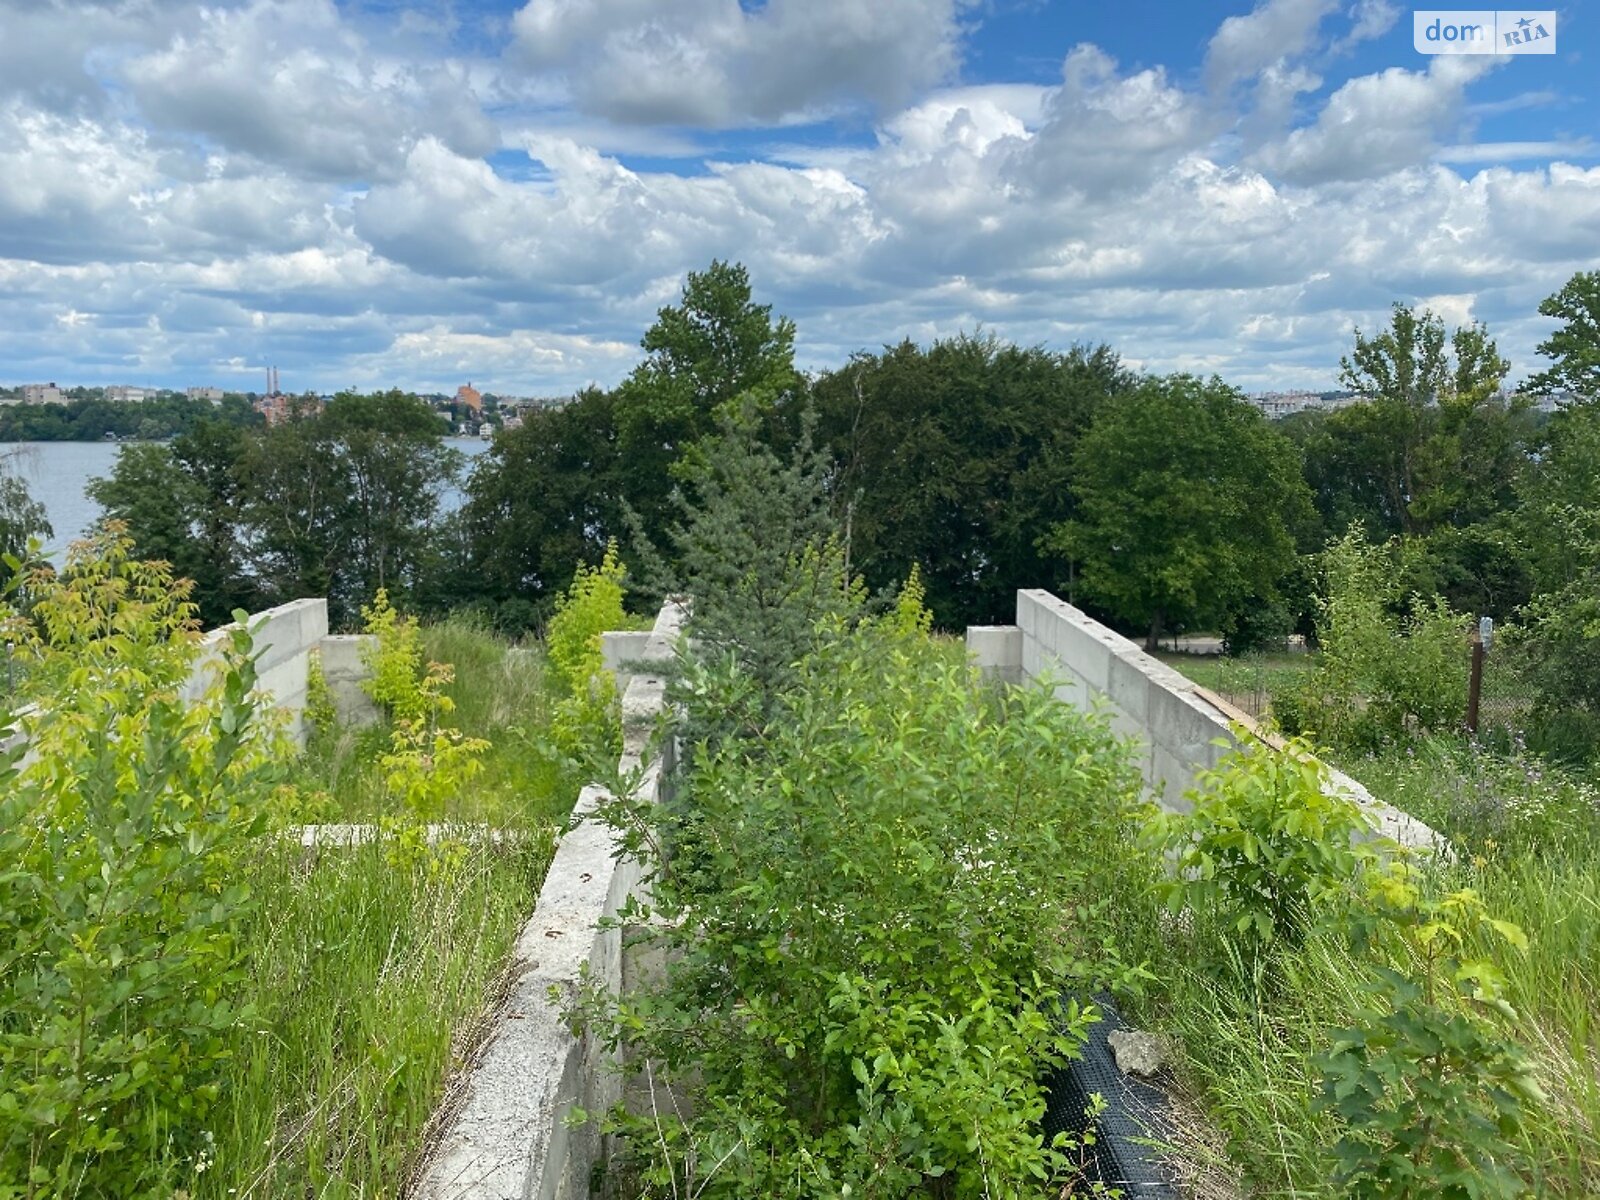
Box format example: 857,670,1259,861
1041,994,1180,1196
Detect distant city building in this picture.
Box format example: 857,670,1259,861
105,385,159,403
1249,390,1357,418
254,391,324,426
455,382,482,412
186,386,225,402
1524,389,1573,413
21,382,62,405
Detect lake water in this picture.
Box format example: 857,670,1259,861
4,437,493,559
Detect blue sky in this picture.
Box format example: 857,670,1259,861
0,0,1594,395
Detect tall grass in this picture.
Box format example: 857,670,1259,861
1143,658,1600,1195
198,617,578,1197
201,839,551,1198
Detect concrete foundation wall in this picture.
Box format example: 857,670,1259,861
415,599,687,1200
180,598,330,746
5,597,337,755
319,633,379,727
600,630,654,694
1003,590,1437,850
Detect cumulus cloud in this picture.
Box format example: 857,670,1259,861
508,0,967,126
0,0,1597,397
1205,0,1341,92
124,0,497,181
1005,46,1213,200
1252,55,1496,183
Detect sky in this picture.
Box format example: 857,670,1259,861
0,0,1595,396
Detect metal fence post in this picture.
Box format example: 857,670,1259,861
1467,616,1493,735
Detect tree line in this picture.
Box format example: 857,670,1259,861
11,262,1598,674
0,393,263,442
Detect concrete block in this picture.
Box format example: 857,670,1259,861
965,625,1022,684
1151,745,1198,814
1016,590,1046,637
601,631,654,674
1051,616,1114,693
318,633,373,681
1020,633,1042,680
1101,700,1147,747
1147,686,1229,762
320,634,378,728
1105,653,1153,726
1051,675,1094,712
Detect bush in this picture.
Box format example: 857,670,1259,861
1280,530,1470,749
544,543,626,762
1318,871,1540,1199
573,612,1152,1197
359,588,427,723
1156,732,1375,960
0,529,278,1197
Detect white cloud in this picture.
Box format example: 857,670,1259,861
124,0,497,181
508,0,967,126
1008,46,1212,199
1205,0,1341,92
0,0,1596,399
1332,0,1402,53
1253,55,1495,183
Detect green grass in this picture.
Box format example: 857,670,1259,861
197,617,580,1199
1123,707,1600,1196
1155,651,1316,719
201,837,552,1198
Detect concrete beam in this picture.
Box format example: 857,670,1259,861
414,599,685,1200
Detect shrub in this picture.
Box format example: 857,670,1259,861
1157,732,1376,959
573,615,1151,1197
0,528,277,1197
359,587,427,723
1318,871,1540,1199
544,543,627,762
1280,530,1470,749
359,588,493,861
304,647,338,744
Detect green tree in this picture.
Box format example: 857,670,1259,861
233,392,455,625
1528,270,1600,402
1051,374,1313,650
321,390,460,605
810,335,1132,627
89,425,258,627
0,449,49,577
1508,401,1600,747
459,387,625,628
633,398,854,698
1333,305,1516,536
612,260,800,548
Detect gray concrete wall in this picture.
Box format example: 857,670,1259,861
179,597,330,745
5,597,335,755
415,599,687,1200
600,629,654,695
995,589,1437,851
319,633,379,727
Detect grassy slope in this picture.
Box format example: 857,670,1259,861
1144,656,1600,1196
199,618,578,1199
